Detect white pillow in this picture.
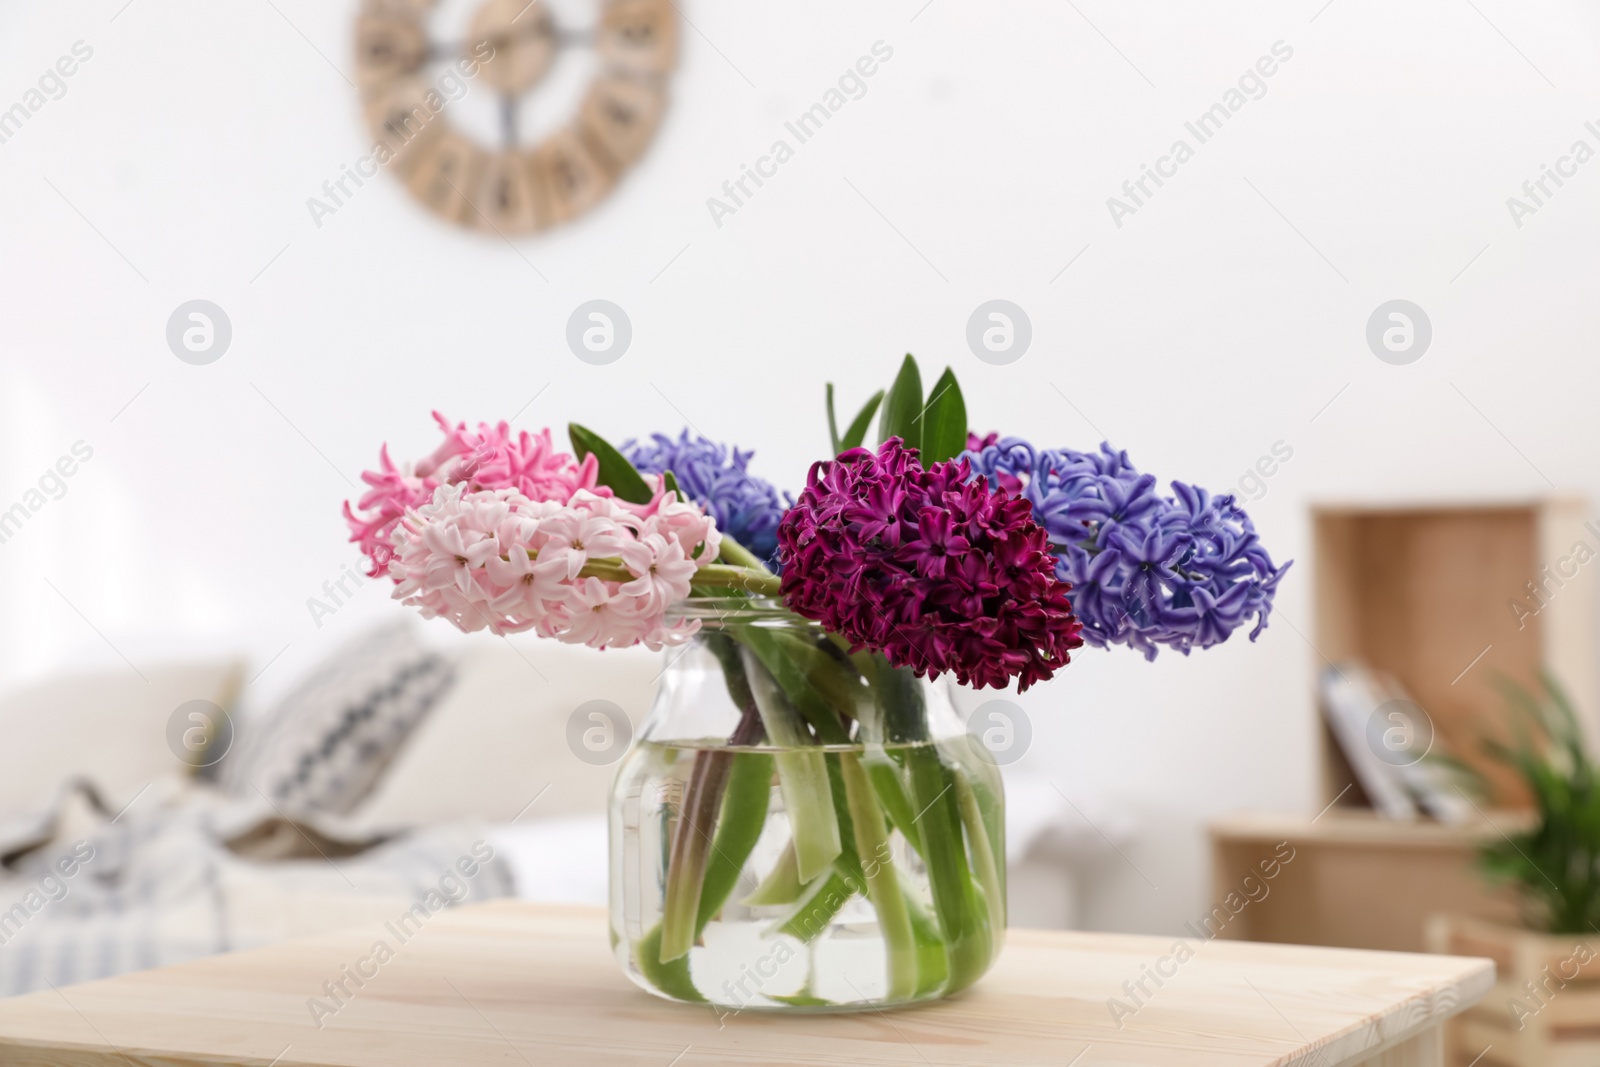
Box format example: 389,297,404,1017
356,638,659,827
0,660,244,821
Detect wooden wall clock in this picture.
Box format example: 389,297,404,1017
353,0,676,234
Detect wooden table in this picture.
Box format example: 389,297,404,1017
0,901,1492,1066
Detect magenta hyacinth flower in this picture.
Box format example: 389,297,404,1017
778,439,1083,692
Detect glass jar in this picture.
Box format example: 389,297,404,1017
608,599,1005,1013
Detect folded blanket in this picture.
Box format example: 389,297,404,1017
0,775,514,997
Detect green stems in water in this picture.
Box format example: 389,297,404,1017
773,867,855,941
657,748,731,962
740,644,842,882
875,659,995,994
655,636,770,966
839,751,917,1000
699,752,776,925
640,749,775,993
904,893,950,996
904,743,991,993
955,769,1005,931
742,840,803,906
637,630,1001,1005
864,755,923,855
741,634,923,996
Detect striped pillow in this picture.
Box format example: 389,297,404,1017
222,623,456,817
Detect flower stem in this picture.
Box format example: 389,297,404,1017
955,768,1005,931
499,549,781,597
905,744,990,993
734,627,855,741
819,644,925,857
688,564,782,595
740,645,842,882
774,867,855,940
874,660,992,994
839,751,918,1000
658,746,732,962
742,839,804,906
656,640,768,964
904,888,950,996
717,535,774,577
635,923,702,1002
637,750,773,994
865,756,922,855
698,750,775,925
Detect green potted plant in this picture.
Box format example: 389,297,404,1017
1427,673,1600,1067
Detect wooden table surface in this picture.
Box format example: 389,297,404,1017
0,901,1492,1067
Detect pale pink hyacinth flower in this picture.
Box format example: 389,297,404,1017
537,511,633,581
345,413,603,577
617,534,700,616
387,481,722,650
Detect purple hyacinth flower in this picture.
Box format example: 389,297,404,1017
623,431,792,569
964,436,1291,660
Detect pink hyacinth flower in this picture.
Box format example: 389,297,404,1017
345,413,604,577
386,479,720,650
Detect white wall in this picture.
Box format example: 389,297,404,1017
3,0,1600,935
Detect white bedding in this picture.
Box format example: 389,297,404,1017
487,814,610,907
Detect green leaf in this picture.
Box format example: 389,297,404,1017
773,867,855,941
904,888,949,996
733,627,854,744
877,354,924,453
662,469,681,500
568,423,652,504
698,751,774,926
918,367,968,465
1471,669,1600,933
633,923,702,1002
742,840,805,906
840,389,885,453
826,383,841,455
905,743,989,993
768,992,836,1007
737,643,843,882
865,756,921,855
1541,669,1587,764
838,751,918,1000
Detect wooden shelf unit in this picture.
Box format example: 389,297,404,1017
1313,499,1597,810
1211,809,1528,953
1212,499,1597,956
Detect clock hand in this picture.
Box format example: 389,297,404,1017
427,24,592,60
500,95,519,149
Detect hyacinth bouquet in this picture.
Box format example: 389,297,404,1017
345,356,1289,1011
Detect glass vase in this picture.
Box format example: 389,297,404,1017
608,599,1005,1013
